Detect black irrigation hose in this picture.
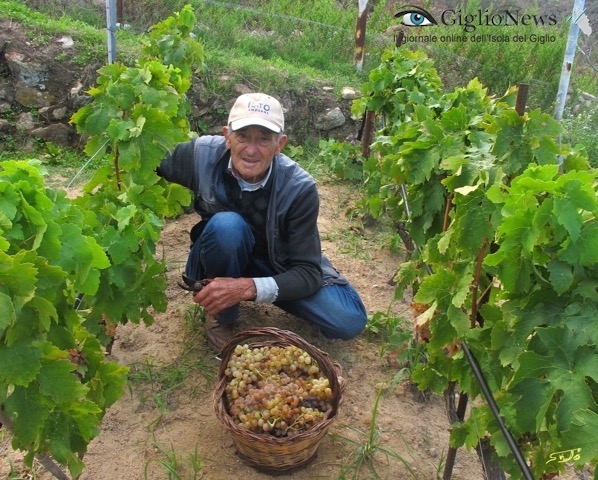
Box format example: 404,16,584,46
461,341,535,480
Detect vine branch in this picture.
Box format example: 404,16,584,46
0,408,71,480
443,193,454,232
113,146,121,191
470,237,489,329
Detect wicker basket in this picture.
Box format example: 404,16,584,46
213,327,345,473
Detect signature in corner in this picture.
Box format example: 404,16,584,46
546,447,582,464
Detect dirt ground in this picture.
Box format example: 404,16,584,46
2,181,490,479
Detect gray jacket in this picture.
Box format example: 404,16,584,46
158,135,347,301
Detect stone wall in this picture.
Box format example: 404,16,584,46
0,20,362,152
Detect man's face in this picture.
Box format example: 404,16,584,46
224,126,288,183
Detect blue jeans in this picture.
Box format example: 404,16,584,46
185,212,367,339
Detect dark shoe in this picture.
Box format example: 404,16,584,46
204,313,234,353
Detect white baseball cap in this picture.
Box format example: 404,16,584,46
228,93,284,133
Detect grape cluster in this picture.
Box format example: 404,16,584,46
223,343,334,437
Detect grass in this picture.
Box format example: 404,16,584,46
0,0,138,66
144,436,205,480
0,141,104,191
332,385,418,479
1,4,597,477
561,102,598,168
127,304,216,415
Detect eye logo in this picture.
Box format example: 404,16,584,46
394,5,437,27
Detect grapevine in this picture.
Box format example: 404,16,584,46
352,47,598,478
1,5,203,478
223,344,334,437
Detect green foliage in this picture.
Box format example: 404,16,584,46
0,5,203,477
69,4,202,330
318,138,364,181
191,0,392,79
332,386,417,479
366,311,427,388
422,0,568,111
356,47,598,478
144,436,205,480
561,104,598,168
0,160,128,478
352,48,444,129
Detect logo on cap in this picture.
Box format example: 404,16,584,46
228,93,284,133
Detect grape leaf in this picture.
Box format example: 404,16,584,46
3,385,51,447
510,327,598,432
534,136,560,165
526,110,561,137
0,338,44,385
102,226,140,264
559,409,598,465
440,104,468,132
38,360,88,404
414,269,456,309
547,259,573,295
71,101,119,136
0,291,16,334
17,191,48,251
59,223,110,294
90,361,129,408
115,204,137,231
562,176,597,212
48,435,86,479
106,117,134,141
0,182,19,221
26,296,58,332
0,251,38,310
558,222,598,266
554,196,582,242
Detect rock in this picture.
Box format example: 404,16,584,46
6,49,55,108
0,118,10,132
39,106,68,121
16,112,35,132
341,86,360,100
314,107,346,130
0,84,11,101
0,19,363,149
5,51,48,89
52,106,68,120
15,85,54,108
31,123,73,146
57,36,74,48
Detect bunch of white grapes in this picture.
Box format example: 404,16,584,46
223,343,335,437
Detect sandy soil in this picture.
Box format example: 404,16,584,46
2,181,488,480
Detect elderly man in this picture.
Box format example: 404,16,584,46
158,92,367,352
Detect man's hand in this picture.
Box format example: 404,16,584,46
192,277,256,315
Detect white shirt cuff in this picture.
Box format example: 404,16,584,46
252,277,279,303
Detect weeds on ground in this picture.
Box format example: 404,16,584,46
332,386,417,479
144,435,204,480
561,103,598,168
366,310,427,390
127,304,216,415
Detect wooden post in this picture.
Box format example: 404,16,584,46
354,0,368,71
395,30,405,48
515,83,529,116
116,0,123,24
360,110,376,158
